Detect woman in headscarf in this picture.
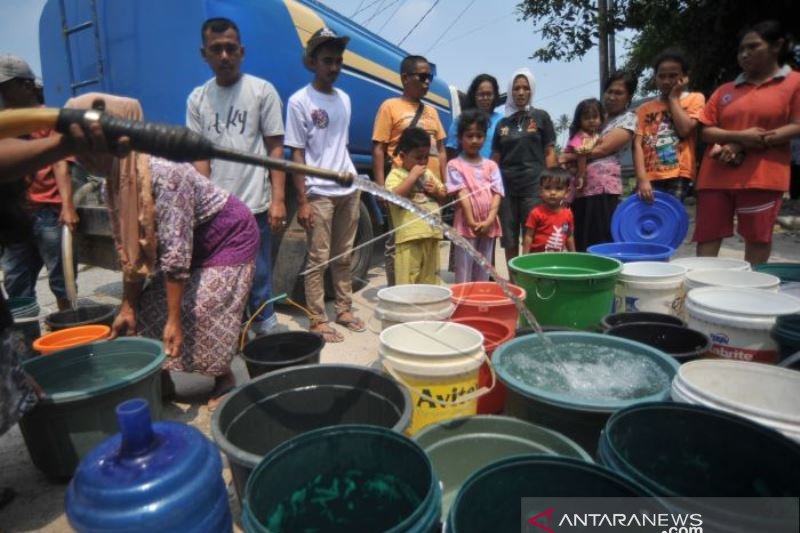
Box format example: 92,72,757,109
67,94,258,408
491,68,557,263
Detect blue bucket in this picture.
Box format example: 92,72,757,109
588,242,674,262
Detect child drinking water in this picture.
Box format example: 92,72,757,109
565,98,604,196
445,110,505,283
385,127,448,284
522,169,576,253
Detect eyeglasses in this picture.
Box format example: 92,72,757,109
407,72,433,83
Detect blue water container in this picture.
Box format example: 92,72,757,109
65,399,232,533
587,242,674,262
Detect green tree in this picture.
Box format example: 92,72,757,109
555,113,571,146
515,0,798,95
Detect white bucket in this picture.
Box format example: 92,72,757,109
614,261,687,315
379,321,489,434
672,359,800,444
375,284,455,330
670,256,751,272
684,269,781,292
686,287,800,364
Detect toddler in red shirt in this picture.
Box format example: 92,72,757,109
523,169,576,253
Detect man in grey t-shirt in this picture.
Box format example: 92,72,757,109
187,17,286,350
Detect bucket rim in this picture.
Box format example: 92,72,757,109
605,323,711,359
32,325,111,353
620,261,687,279
376,284,453,304
450,281,526,306
22,337,166,402
242,423,438,532
675,359,800,424
684,269,781,289
44,303,117,328
493,332,679,411
601,311,687,330
509,252,624,280
210,363,412,469
687,286,800,317
240,331,324,366
670,257,751,271
379,321,485,358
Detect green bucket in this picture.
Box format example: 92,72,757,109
754,262,800,283
509,253,623,329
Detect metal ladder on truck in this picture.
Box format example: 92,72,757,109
57,0,105,94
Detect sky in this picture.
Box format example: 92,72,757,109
0,0,632,143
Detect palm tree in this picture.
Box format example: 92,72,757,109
555,113,571,153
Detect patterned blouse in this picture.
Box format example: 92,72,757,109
149,157,229,280
577,111,637,197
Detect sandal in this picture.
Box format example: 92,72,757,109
335,313,366,333
310,323,344,343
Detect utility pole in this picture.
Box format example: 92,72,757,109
608,0,617,73
598,0,609,91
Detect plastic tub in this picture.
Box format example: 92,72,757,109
493,331,679,454
449,281,526,332
241,331,324,379
211,364,411,502
614,261,686,314
380,321,487,434
670,256,751,272
672,359,800,443
686,287,800,363
45,304,116,331
509,253,623,330
242,425,440,533
588,242,674,262
446,456,653,533
413,416,591,518
375,284,454,330
600,311,686,330
33,325,111,355
19,338,165,479
449,317,513,414
606,323,711,363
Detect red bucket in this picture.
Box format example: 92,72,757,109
450,282,526,332
450,316,514,414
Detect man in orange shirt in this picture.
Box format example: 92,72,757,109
0,54,77,311
634,49,705,203
372,55,447,286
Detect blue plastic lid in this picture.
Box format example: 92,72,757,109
66,399,232,533
611,191,689,249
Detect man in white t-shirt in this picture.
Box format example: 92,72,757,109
284,28,364,343
187,17,286,344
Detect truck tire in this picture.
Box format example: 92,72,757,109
271,199,375,303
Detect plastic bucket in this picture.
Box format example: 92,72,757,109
598,403,800,530
413,416,591,518
672,359,800,443
33,325,111,355
19,338,165,479
601,311,686,330
686,287,800,364
670,256,751,272
772,314,800,360
375,284,454,330
493,331,679,454
588,242,674,262
509,253,623,330
449,281,526,332
380,321,488,434
446,456,653,533
242,425,440,533
45,304,116,331
754,262,800,283
449,317,513,414
684,268,781,292
614,261,686,315
241,331,324,379
606,323,711,363
211,364,411,502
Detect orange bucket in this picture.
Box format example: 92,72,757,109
33,325,111,355
450,282,527,332
450,316,514,415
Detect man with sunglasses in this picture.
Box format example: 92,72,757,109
372,55,447,285
187,18,286,343
0,54,78,312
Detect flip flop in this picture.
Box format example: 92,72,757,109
311,326,344,343
335,315,366,333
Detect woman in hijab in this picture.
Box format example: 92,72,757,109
68,94,258,408
491,68,557,263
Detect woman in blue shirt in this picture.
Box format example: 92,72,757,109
446,74,503,159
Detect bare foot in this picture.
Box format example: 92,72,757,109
207,371,236,410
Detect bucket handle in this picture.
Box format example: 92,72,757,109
534,279,557,301
382,351,496,407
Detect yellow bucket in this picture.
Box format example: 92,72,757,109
379,321,494,435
